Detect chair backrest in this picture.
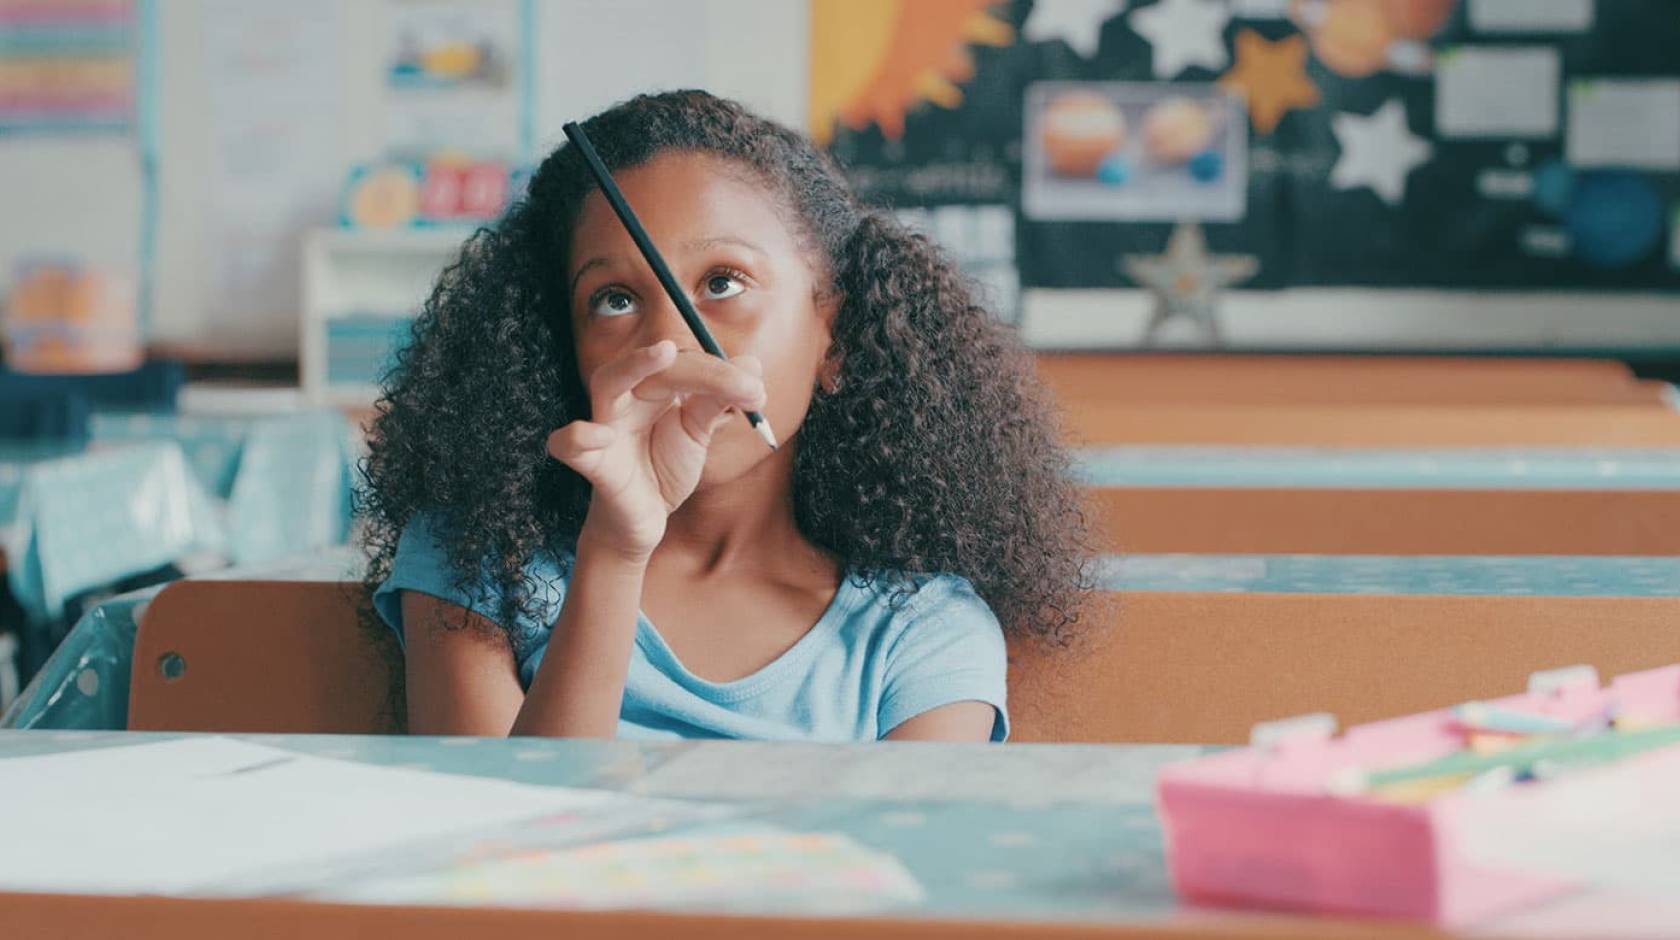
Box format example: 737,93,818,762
129,580,401,734
130,579,1680,744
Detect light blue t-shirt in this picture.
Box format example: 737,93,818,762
372,514,1009,741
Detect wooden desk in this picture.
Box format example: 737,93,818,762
0,730,1617,939
1062,403,1680,447
1076,446,1680,555
1035,354,1653,407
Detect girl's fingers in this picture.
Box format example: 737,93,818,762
588,341,679,418
675,391,737,445
632,351,766,411
546,420,616,475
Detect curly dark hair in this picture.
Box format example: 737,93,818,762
359,89,1094,649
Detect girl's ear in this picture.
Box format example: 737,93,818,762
817,350,843,394
813,281,844,394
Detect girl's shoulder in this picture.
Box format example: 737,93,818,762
373,511,571,642
850,569,1005,660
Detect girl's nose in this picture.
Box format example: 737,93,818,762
640,295,702,353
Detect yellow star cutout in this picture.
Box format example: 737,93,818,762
1219,29,1320,135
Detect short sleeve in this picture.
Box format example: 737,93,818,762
877,576,1010,742
371,513,560,662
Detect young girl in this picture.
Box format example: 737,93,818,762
362,90,1091,741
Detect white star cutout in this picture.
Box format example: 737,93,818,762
1129,0,1232,79
1330,98,1432,206
1122,222,1257,344
1023,0,1127,59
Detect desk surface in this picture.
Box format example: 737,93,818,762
1074,446,1680,490
1,731,1672,939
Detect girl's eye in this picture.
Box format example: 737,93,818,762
702,272,745,301
591,289,638,318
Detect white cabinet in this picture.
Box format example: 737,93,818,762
300,227,470,407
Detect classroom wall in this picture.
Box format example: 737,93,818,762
4,0,1676,358
0,0,809,355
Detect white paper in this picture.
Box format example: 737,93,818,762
1458,745,1680,900
1477,168,1534,199
533,0,707,151
1020,0,1124,58
1520,225,1571,257
1469,0,1594,33
0,737,620,896
1435,47,1560,139
1567,80,1680,171
201,0,345,340
1230,0,1289,18
379,0,522,157
1671,206,1680,270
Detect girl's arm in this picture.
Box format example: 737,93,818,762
400,593,524,736
883,702,998,742
525,342,763,739
509,532,648,738
397,530,648,738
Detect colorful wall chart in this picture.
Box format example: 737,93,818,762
0,0,136,132
811,0,1680,297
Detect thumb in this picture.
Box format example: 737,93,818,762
731,354,763,379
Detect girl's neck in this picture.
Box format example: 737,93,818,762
655,440,828,581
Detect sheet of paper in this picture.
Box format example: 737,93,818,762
1230,0,1289,18
328,827,925,914
532,0,707,151
1469,0,1593,33
1671,206,1680,270
0,737,627,896
1567,80,1680,171
200,0,345,346
379,0,522,157
1435,47,1560,139
1457,744,1680,899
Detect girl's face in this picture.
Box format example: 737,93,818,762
566,151,834,488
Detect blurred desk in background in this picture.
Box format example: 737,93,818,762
1077,446,1680,555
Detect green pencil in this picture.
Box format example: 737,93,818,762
1334,723,1680,795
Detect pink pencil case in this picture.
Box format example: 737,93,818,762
1156,663,1680,926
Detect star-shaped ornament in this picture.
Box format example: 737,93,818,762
1121,222,1258,346
1022,0,1125,58
1329,98,1431,206
1129,0,1232,78
1219,29,1320,135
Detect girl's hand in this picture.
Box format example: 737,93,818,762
546,340,766,561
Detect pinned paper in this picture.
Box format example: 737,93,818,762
1435,46,1560,139
1219,30,1320,134
1477,169,1534,199
1567,80,1680,171
1330,99,1432,206
1021,0,1124,58
1128,0,1232,79
1672,205,1680,270
1469,0,1593,33
1520,226,1571,258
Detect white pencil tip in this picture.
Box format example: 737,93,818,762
754,419,779,451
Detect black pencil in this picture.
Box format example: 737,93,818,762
562,121,779,451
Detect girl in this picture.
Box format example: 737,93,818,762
362,90,1092,741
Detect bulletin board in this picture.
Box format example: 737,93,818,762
0,0,156,330
810,0,1680,300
